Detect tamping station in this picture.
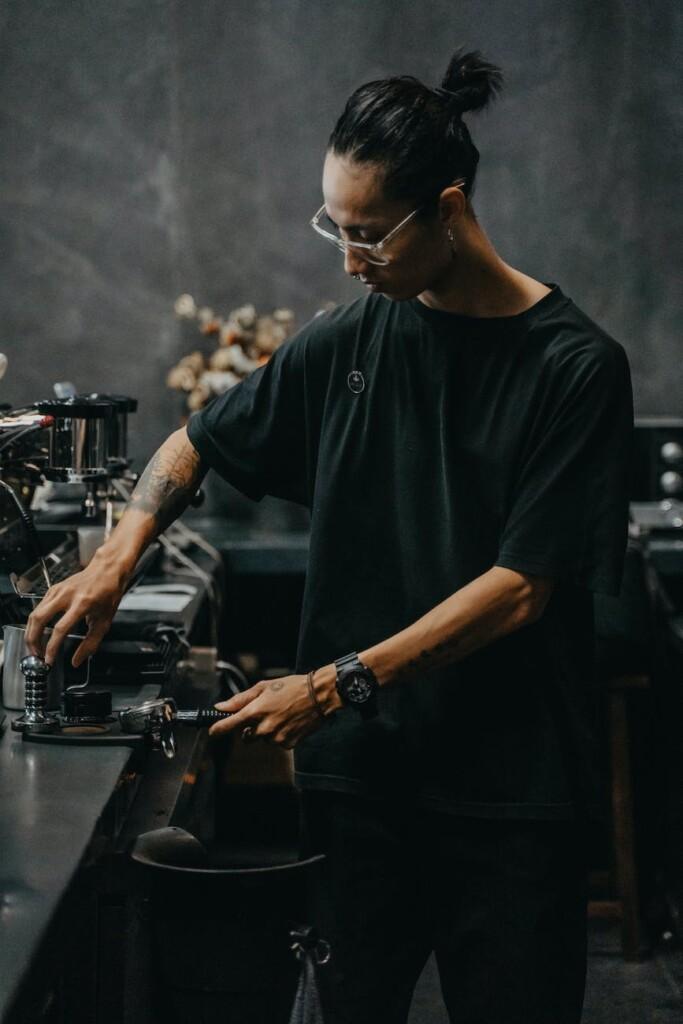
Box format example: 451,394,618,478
11,652,233,758
11,655,60,734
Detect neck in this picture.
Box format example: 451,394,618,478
418,216,550,317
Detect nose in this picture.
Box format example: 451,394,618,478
344,246,370,279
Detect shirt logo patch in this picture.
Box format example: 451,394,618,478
347,370,365,394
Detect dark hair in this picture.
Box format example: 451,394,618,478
328,50,503,208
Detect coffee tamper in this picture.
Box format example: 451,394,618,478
11,655,60,734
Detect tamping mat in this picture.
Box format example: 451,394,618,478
21,718,146,750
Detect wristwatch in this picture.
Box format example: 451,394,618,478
334,652,379,719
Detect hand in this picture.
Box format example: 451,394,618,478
209,666,342,749
25,555,130,667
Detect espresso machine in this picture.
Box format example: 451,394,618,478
0,392,143,600
35,393,139,519
1,383,232,755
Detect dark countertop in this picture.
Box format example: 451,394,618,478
0,545,223,1022
0,715,133,1022
0,517,309,1021
0,671,219,1024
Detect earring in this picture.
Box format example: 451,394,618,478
447,226,457,254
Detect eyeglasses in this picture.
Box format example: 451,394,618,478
310,204,420,266
310,179,466,266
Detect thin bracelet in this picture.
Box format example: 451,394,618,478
307,669,327,720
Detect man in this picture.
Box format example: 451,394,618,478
28,51,633,1023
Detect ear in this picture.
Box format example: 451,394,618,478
438,181,467,227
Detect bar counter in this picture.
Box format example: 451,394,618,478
0,713,134,1021
0,520,309,1023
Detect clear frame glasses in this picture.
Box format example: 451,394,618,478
310,179,466,266
310,205,421,266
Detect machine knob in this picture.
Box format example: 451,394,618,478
661,442,683,465
660,471,683,496
20,655,51,682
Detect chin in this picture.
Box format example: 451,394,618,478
360,277,426,302
383,282,423,301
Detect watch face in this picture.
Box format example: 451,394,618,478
342,672,374,705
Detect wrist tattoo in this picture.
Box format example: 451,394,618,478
129,441,205,534
269,680,285,692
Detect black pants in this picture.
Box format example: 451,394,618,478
301,792,588,1024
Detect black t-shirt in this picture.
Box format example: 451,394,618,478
187,285,633,820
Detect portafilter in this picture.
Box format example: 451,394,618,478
118,698,233,759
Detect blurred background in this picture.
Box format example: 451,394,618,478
1,0,680,467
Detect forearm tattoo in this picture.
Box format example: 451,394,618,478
392,635,463,686
128,438,205,534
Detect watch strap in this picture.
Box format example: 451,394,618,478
335,651,365,674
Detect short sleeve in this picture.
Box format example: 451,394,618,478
186,332,308,505
496,340,633,595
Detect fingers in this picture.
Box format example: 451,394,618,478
25,593,61,657
209,675,325,748
274,729,297,750
239,725,259,744
208,709,313,749
25,561,126,662
245,718,291,745
43,605,89,666
26,580,85,660
275,719,320,750
214,682,265,714
71,620,110,668
207,698,274,740
208,705,253,737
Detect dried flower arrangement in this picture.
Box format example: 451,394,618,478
167,294,296,412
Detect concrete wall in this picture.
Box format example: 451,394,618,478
1,0,681,473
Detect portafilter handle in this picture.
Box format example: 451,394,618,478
117,699,233,759
174,708,233,726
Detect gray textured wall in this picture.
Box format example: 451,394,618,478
1,0,681,472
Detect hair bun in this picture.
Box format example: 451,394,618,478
439,49,503,115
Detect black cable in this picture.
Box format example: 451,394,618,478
0,421,46,456
0,417,51,458
0,477,51,591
